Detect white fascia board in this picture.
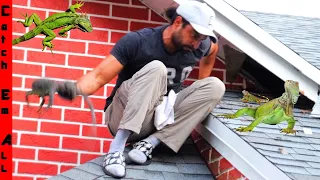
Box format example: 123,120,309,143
195,114,292,180
200,0,320,102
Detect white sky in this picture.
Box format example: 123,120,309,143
224,0,320,18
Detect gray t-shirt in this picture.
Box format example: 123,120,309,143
104,25,212,111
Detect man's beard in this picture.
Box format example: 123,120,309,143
171,31,195,53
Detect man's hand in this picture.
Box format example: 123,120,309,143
198,42,219,79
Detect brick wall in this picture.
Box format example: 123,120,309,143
12,0,248,179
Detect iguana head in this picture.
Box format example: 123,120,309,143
284,80,300,104
74,13,92,32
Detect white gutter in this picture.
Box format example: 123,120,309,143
175,0,320,103
195,114,292,180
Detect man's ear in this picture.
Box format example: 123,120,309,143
173,16,183,28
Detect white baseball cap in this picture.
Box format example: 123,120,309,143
176,0,217,40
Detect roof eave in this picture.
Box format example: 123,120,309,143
197,0,320,103
196,114,292,180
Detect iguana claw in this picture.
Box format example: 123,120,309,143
216,114,236,119
280,128,296,135
235,126,253,132
26,79,57,112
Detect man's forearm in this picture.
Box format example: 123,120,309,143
198,55,216,79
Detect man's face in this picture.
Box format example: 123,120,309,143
171,17,207,52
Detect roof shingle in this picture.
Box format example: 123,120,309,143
239,10,320,70
48,138,214,180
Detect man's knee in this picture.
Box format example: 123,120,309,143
201,77,226,100
143,60,167,78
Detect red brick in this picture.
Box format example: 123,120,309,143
13,176,33,180
50,39,86,53
80,153,101,164
107,86,115,96
201,148,211,162
27,51,66,65
13,20,26,34
62,137,100,152
90,17,128,31
25,77,39,89
227,74,244,84
18,162,58,175
60,165,76,173
13,76,22,88
45,94,82,108
13,7,46,20
216,172,228,180
12,132,18,145
12,161,15,173
195,138,211,152
112,6,148,20
211,70,224,82
38,150,78,163
68,55,104,69
30,0,68,10
64,109,102,124
13,119,38,132
150,11,167,22
208,161,219,175
40,121,80,135
214,59,226,69
13,104,20,117
82,125,112,138
71,0,110,16
13,90,39,103
131,0,145,6
13,62,42,76
20,134,60,148
13,0,28,5
13,147,35,160
188,69,199,79
110,32,126,43
103,140,111,153
211,148,222,160
93,86,105,96
22,105,62,120
228,168,244,180
13,49,24,61
45,66,84,80
84,97,106,111
225,84,244,91
130,21,160,31
70,29,109,42
220,158,233,172
191,130,201,141
88,43,114,56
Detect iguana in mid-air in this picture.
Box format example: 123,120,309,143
12,0,92,53
217,80,300,134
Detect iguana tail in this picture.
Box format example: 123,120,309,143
12,27,41,45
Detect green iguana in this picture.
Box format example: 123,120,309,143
241,90,270,104
12,0,92,52
217,80,300,134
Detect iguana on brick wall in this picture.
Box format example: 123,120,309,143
12,0,92,53
217,80,300,134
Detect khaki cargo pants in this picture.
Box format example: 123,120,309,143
104,60,225,153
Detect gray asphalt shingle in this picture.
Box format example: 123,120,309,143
48,137,214,180
212,91,320,179
238,10,320,70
